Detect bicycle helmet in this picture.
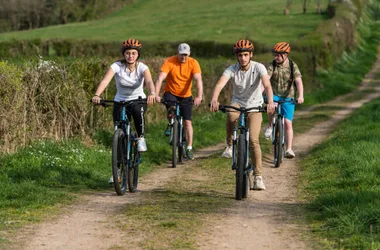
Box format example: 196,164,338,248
233,39,254,54
272,42,290,54
121,38,142,56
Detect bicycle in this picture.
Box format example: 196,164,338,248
217,104,267,200
271,99,297,168
92,98,146,195
160,99,193,168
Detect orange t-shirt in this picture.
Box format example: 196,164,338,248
161,56,202,98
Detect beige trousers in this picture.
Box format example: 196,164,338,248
226,103,263,176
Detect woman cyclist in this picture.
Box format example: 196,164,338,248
92,38,156,153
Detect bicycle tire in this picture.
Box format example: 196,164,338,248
274,118,284,168
128,133,140,193
172,119,179,168
235,134,245,200
242,171,249,199
178,126,185,162
112,129,128,195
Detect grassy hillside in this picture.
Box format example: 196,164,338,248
0,0,329,45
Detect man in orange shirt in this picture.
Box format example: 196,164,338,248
155,43,204,160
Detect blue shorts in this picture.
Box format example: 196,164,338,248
273,95,296,121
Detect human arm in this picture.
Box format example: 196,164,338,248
261,74,275,115
295,77,304,104
193,73,203,106
154,71,168,103
91,68,115,104
209,75,229,112
143,68,156,105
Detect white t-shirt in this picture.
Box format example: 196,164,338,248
111,61,148,102
223,61,268,108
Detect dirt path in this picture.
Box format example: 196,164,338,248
8,50,380,250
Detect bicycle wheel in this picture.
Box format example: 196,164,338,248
128,133,140,193
273,118,284,168
242,161,252,198
112,129,128,195
235,134,245,200
178,126,185,162
171,118,179,168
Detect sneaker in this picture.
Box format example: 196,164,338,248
186,149,194,160
221,146,232,158
164,125,170,136
137,137,147,152
109,176,114,184
253,176,266,190
264,126,272,140
285,149,295,158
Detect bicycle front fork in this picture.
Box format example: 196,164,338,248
231,130,250,172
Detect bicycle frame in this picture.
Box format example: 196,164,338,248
95,99,144,194
271,102,285,146
231,110,249,171
161,99,192,167
271,99,296,167
167,104,185,150
218,104,266,200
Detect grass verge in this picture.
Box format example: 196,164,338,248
299,99,380,249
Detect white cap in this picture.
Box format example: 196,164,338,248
178,43,190,55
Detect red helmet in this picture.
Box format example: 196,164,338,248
233,39,254,54
121,38,142,55
272,42,290,54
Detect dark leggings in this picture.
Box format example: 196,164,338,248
113,102,147,137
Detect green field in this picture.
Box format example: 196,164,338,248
0,0,329,45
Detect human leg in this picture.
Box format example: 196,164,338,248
247,112,263,176
222,103,240,158
264,113,273,139
282,101,296,158
184,119,193,147
129,102,148,152
180,96,194,159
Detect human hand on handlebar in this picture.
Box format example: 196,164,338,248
155,96,161,103
266,103,275,115
147,94,156,105
193,97,202,106
91,95,101,104
297,97,304,104
209,99,219,112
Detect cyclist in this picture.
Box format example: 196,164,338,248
210,39,275,190
92,38,156,153
263,42,304,158
155,43,204,160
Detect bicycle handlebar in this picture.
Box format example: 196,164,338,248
90,98,147,107
215,104,267,113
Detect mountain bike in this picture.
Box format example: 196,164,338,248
271,99,297,168
218,104,267,200
92,98,146,195
161,99,193,168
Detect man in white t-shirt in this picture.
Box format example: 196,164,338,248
209,39,275,190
